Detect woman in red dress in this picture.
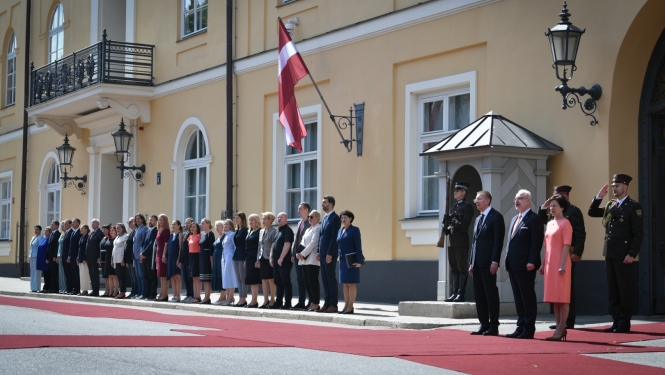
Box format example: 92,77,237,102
155,214,171,302
539,194,572,341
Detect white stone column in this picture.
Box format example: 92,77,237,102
436,168,449,301
86,146,101,223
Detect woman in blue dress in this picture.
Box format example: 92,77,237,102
29,225,44,292
221,219,237,305
167,220,183,302
336,210,363,314
212,220,226,305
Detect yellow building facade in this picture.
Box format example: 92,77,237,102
1,0,664,314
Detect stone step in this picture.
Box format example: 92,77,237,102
398,301,551,319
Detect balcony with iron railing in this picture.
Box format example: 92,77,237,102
29,29,154,107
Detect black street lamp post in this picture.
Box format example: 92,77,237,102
111,118,145,186
56,134,87,194
546,1,602,126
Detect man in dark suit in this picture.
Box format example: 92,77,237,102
505,190,544,339
140,215,159,300
539,185,586,329
44,220,61,293
317,195,341,313
59,220,72,294
67,218,82,294
469,190,505,336
589,174,643,333
272,212,295,309
291,202,311,310
86,219,105,296
443,182,474,302
125,217,137,298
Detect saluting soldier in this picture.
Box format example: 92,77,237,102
588,174,643,333
539,185,586,329
443,182,474,302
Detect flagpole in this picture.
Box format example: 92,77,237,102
306,73,348,145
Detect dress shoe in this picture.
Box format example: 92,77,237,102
614,327,631,333
545,328,567,341
245,303,259,308
114,294,125,299
305,302,312,309
324,306,338,313
146,296,157,301
89,292,100,297
291,303,307,310
234,301,248,307
181,297,192,303
603,326,618,333
443,294,457,302
156,296,169,302
268,303,282,309
198,300,211,305
258,303,270,309
453,295,466,302
517,332,535,339
280,305,292,310
505,329,523,338
470,326,489,335
483,329,499,336
316,306,329,313
342,309,354,314
307,306,320,312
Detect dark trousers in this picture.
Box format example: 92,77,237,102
42,269,51,291
49,262,59,291
472,265,500,328
142,260,158,298
448,246,469,274
274,258,293,306
606,257,633,329
294,261,307,304
71,261,80,292
508,269,537,333
302,265,320,304
567,261,577,326
320,256,338,308
182,262,193,297
128,262,138,295
116,263,128,293
86,257,100,293
64,260,73,292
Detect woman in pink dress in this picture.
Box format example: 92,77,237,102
539,194,572,341
155,214,171,302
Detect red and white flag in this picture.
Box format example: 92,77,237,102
278,18,309,152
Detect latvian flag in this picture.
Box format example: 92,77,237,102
278,18,309,153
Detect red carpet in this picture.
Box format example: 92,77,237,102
2,295,665,374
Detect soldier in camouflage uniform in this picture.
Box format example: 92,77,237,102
443,182,474,302
588,174,643,333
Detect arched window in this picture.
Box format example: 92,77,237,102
49,3,64,63
5,32,16,106
184,130,207,222
45,161,61,225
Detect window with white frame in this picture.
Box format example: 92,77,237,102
182,0,208,38
0,177,11,240
418,90,470,213
45,162,61,225
49,3,64,63
184,130,207,222
5,32,16,106
284,121,318,219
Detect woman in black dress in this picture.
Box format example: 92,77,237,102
233,212,249,307
244,214,262,307
100,224,117,297
199,218,215,304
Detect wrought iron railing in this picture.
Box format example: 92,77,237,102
30,29,154,106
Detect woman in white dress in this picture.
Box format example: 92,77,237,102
297,210,322,311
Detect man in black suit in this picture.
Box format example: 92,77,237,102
442,182,474,302
505,190,544,339
67,218,82,294
469,190,505,336
272,212,295,309
539,185,586,329
140,215,159,300
589,174,643,333
317,195,341,313
291,202,311,310
59,220,72,294
85,219,105,296
125,217,137,298
44,220,61,293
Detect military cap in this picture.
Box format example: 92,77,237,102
453,182,470,191
612,174,632,186
554,185,572,193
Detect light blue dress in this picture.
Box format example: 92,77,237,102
221,231,237,289
57,232,66,292
29,235,44,291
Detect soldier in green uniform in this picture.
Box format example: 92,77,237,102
588,174,643,333
443,182,474,302
539,185,586,329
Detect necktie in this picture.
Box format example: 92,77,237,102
511,213,522,238
476,214,484,234
296,221,304,245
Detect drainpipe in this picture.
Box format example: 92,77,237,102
224,0,234,219
18,0,32,277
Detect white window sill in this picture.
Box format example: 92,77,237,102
400,217,439,246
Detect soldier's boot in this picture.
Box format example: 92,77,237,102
444,273,459,302
454,273,468,302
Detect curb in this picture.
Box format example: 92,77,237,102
0,290,467,330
